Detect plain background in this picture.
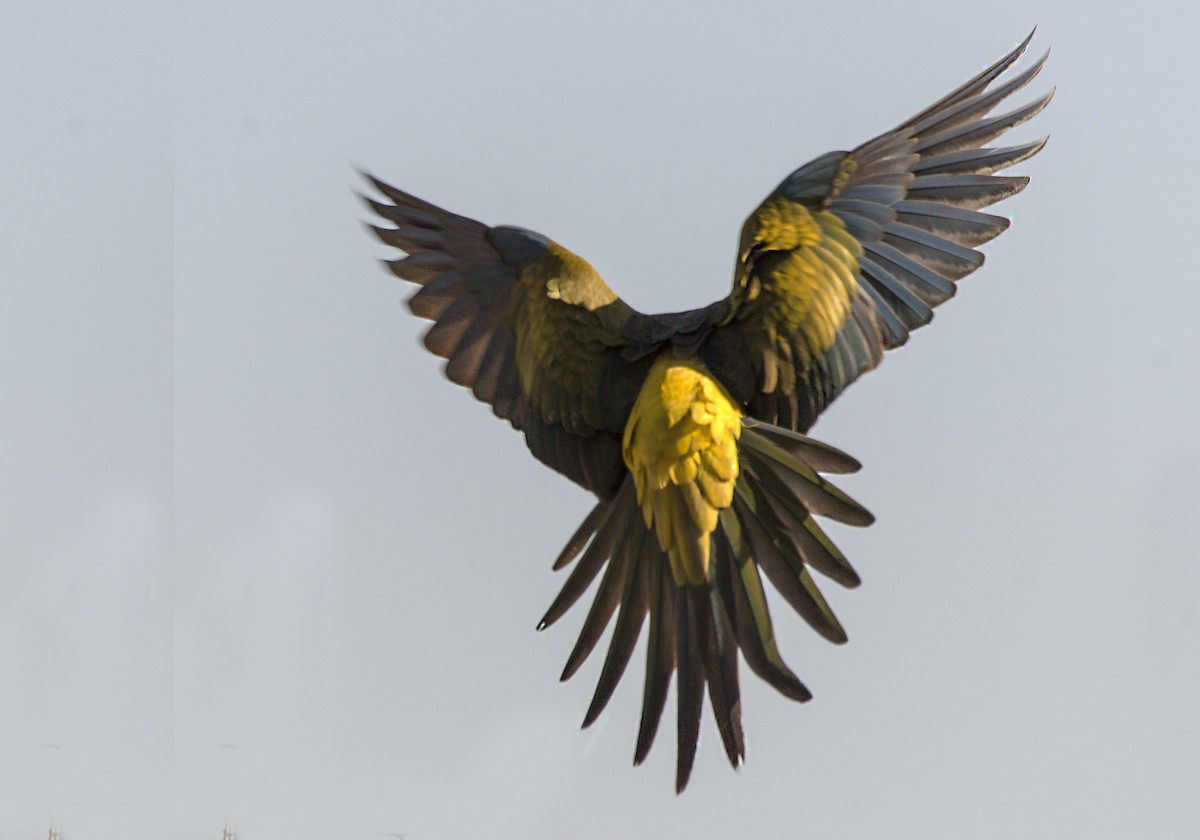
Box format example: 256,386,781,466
3,1,1198,838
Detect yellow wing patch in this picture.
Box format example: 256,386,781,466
508,240,631,433
623,355,743,586
739,196,823,255
733,201,865,370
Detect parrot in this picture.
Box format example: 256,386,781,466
362,31,1051,792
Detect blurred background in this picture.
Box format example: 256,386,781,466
3,1,1198,838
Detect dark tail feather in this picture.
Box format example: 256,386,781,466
558,498,638,680
543,422,871,791
714,513,812,702
732,489,848,644
673,588,706,792
582,526,650,727
699,582,745,769
635,554,675,765
537,480,634,631
553,500,610,570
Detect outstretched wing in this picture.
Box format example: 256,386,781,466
703,31,1052,432
363,177,645,498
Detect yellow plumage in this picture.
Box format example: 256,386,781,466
734,206,864,365
623,355,743,586
740,196,822,254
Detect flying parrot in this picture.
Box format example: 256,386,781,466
363,32,1051,791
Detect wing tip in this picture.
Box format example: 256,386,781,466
355,168,393,199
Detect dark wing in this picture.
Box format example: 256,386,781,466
363,177,646,498
703,30,1052,432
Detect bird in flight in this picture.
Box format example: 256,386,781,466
363,31,1051,792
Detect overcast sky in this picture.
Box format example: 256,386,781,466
3,2,1198,839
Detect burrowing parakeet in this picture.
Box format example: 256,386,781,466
363,32,1051,792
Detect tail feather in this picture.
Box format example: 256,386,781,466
674,590,706,791
699,583,745,769
732,489,847,644
537,480,633,630
543,421,870,791
714,519,812,703
582,527,651,727
748,459,861,587
553,500,610,570
559,495,638,681
740,431,874,526
635,556,675,765
742,417,862,473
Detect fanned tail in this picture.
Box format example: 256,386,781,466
538,420,871,791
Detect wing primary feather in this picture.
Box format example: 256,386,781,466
908,49,1049,139
913,137,1049,176
897,28,1036,129
836,209,885,242
370,224,446,254
470,328,512,405
849,132,918,165
836,183,907,206
361,173,480,231
894,201,1009,247
863,242,957,304
881,224,984,279
850,152,921,184
372,200,441,230
461,263,516,305
854,282,911,348
407,271,466,320
385,251,454,284
844,169,915,190
489,354,522,421
444,311,498,387
829,197,898,229
356,189,444,232
845,301,887,369
906,173,1029,209
859,254,936,330
423,295,481,358
915,88,1055,158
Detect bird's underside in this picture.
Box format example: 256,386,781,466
363,31,1051,791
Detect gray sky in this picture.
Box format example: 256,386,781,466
4,2,1198,838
